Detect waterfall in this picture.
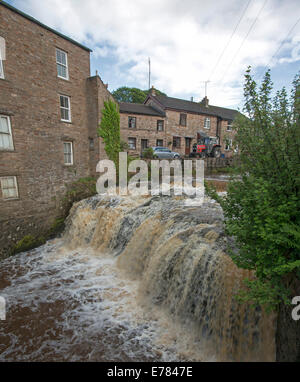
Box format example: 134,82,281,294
63,194,276,361
0,194,276,361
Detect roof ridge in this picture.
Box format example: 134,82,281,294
156,94,237,111
0,0,92,52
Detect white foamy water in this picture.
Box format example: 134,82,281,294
0,240,207,361
0,194,276,361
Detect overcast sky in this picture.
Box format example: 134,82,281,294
7,0,300,109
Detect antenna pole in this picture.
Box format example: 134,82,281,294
204,80,210,97
148,57,151,90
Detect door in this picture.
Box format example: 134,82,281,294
141,139,148,154
185,138,191,156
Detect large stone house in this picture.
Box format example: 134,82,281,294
0,1,112,256
119,88,238,157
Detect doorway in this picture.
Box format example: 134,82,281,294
185,137,191,156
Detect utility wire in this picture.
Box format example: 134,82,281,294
257,16,300,80
208,0,252,81
219,0,268,84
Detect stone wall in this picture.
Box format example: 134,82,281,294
0,4,96,257
276,278,300,362
120,113,166,157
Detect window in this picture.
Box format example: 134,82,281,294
0,176,18,199
60,95,71,122
173,136,181,148
0,57,4,79
141,139,148,150
156,139,163,147
128,116,136,128
179,113,187,126
89,138,94,150
63,142,73,165
227,121,233,131
128,137,136,150
56,49,69,80
0,115,14,150
204,117,211,129
157,120,164,131
225,139,232,151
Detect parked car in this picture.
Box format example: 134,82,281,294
142,147,181,159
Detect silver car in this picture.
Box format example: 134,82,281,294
151,147,181,159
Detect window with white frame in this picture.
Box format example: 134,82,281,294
227,121,233,131
128,137,136,150
0,176,19,199
63,142,73,165
128,116,136,129
0,115,14,150
60,95,71,122
157,120,164,131
56,49,69,80
179,113,187,126
204,117,211,129
225,139,232,151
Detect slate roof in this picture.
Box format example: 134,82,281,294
1,1,92,52
152,95,239,121
119,102,166,117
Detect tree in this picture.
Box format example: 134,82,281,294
207,67,300,311
98,100,121,166
112,86,166,103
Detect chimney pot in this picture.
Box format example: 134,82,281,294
201,96,209,107
150,86,156,96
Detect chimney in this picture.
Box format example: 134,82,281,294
191,96,194,102
105,83,108,89
150,85,156,96
201,96,209,108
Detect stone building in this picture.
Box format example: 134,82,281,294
119,88,238,158
0,1,111,256
0,1,238,257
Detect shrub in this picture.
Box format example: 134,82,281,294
206,68,300,311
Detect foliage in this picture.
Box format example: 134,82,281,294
120,140,129,152
62,177,97,216
206,67,300,311
11,235,45,255
141,147,154,159
47,217,65,239
98,100,121,166
112,86,166,103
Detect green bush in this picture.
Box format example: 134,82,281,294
206,68,300,311
98,100,121,167
142,147,154,159
62,177,97,216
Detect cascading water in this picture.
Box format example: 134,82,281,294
0,194,276,361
